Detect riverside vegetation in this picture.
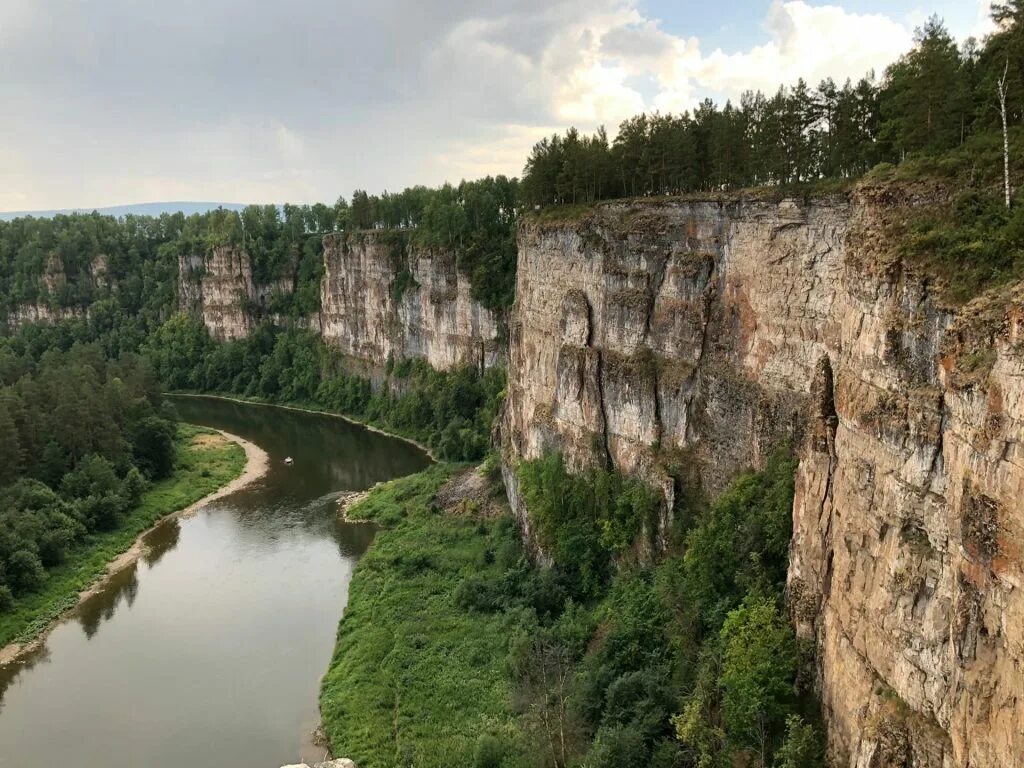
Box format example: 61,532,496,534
319,451,817,768
146,318,506,462
0,339,245,645
2,5,1024,768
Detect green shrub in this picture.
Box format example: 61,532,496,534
473,734,505,768
900,189,1024,303
517,453,662,600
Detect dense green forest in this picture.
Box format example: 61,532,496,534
0,176,519,326
512,451,814,768
0,344,175,612
520,10,1024,204
145,315,504,461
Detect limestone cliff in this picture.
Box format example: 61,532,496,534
176,233,502,371
177,247,259,341
5,252,106,329
499,191,1024,768
320,231,502,372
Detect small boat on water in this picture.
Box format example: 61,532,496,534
284,457,294,466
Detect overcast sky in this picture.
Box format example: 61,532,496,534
0,0,995,211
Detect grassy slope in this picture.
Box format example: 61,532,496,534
0,423,245,648
320,464,522,768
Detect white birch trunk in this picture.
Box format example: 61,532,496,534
999,61,1012,210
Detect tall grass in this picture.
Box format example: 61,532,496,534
320,465,525,768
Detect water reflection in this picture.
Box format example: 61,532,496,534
142,517,182,568
78,562,141,641
0,396,430,768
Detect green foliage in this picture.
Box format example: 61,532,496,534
521,77,884,206
517,453,662,600
149,314,504,462
320,434,818,768
144,313,215,390
0,424,244,646
0,343,188,610
774,715,827,768
345,177,521,311
673,450,797,637
899,189,1024,302
665,452,820,768
473,734,506,768
130,415,177,480
508,449,818,768
320,466,525,768
719,598,798,756
879,17,972,157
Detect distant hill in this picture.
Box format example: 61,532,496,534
0,201,249,221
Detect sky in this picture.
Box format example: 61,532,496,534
0,0,997,212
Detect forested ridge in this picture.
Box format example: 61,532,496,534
4,7,1024,335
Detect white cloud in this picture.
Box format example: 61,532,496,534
470,0,914,143
973,0,997,38
0,1,937,210
649,2,911,111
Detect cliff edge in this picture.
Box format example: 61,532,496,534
499,188,1024,768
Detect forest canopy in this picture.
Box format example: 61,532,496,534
519,12,1023,204
0,343,175,611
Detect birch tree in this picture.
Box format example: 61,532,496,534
999,60,1013,209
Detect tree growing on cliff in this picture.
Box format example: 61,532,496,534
998,60,1013,209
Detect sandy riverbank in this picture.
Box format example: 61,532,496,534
0,429,268,667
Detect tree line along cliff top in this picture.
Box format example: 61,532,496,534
3,8,1024,328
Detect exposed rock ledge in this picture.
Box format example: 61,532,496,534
501,191,1024,768
282,760,356,768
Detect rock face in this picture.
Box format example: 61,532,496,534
5,253,107,330
320,231,502,372
177,233,502,372
178,247,258,341
500,193,1024,768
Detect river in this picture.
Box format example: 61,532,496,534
0,396,431,768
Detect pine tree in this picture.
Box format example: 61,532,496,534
880,16,972,156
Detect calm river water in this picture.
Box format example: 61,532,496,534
0,396,430,768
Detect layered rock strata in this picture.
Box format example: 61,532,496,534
319,232,502,372
500,192,1024,768
177,246,258,341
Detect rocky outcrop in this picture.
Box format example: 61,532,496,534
6,303,87,328
320,231,502,372
500,191,1024,768
177,247,258,341
176,233,502,371
5,253,108,330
